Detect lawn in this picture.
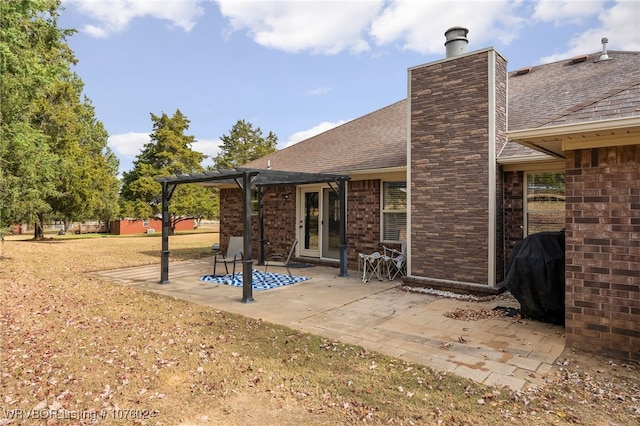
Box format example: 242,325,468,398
1,234,637,425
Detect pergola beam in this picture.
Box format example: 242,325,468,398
155,168,351,301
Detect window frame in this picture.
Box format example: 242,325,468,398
524,170,566,237
380,180,407,243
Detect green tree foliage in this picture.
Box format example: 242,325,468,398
214,119,278,169
34,73,121,233
120,110,218,232
0,0,120,238
0,0,67,233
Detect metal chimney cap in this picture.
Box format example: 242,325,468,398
444,27,469,43
444,26,469,58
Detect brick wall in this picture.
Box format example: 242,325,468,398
565,145,640,361
495,165,505,283
408,49,506,288
110,218,194,235
219,186,297,260
346,179,382,269
503,170,525,262
220,180,384,271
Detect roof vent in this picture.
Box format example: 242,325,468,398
515,67,531,76
571,54,588,64
444,26,469,58
596,37,611,62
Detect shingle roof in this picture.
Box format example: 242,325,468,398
243,100,407,173
244,51,640,171
508,51,640,131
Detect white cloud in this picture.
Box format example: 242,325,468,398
193,138,222,162
84,24,109,38
370,0,523,54
306,86,332,95
215,0,528,56
64,0,205,37
533,0,605,25
216,0,383,54
538,0,640,64
285,120,347,148
108,132,150,157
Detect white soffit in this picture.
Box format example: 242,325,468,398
507,117,640,157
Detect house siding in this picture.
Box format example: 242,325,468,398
565,145,640,361
408,49,506,289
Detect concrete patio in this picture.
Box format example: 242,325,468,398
90,257,566,391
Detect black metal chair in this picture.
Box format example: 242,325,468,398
213,236,243,278
264,239,298,277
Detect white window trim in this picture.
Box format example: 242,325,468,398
380,180,407,243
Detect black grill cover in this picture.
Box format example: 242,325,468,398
503,231,565,325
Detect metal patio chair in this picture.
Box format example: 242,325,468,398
264,239,298,278
360,251,384,282
213,236,244,278
383,240,407,280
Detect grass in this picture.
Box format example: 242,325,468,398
1,234,637,425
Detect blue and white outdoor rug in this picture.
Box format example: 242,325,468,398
200,271,310,290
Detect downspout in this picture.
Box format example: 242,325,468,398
406,68,412,277
487,50,497,287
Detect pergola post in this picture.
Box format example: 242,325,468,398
338,179,348,277
155,169,350,294
159,181,176,284
241,171,254,303
257,186,265,266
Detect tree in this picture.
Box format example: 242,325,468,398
120,110,217,233
214,119,278,169
34,72,121,234
0,0,120,238
0,0,68,234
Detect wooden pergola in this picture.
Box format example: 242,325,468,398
155,168,351,303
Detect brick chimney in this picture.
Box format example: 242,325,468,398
406,29,508,294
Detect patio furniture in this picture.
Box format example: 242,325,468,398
264,239,298,277
213,236,243,278
383,240,407,280
359,251,384,282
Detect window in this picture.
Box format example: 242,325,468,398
525,172,565,235
382,181,407,241
251,189,259,215
142,219,149,227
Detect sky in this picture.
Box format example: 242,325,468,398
58,0,640,176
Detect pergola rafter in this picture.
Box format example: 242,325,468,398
155,168,351,303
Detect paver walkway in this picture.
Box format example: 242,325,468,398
90,258,566,391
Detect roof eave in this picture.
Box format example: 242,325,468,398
507,116,640,157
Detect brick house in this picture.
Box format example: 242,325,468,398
213,29,639,360
109,218,194,235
